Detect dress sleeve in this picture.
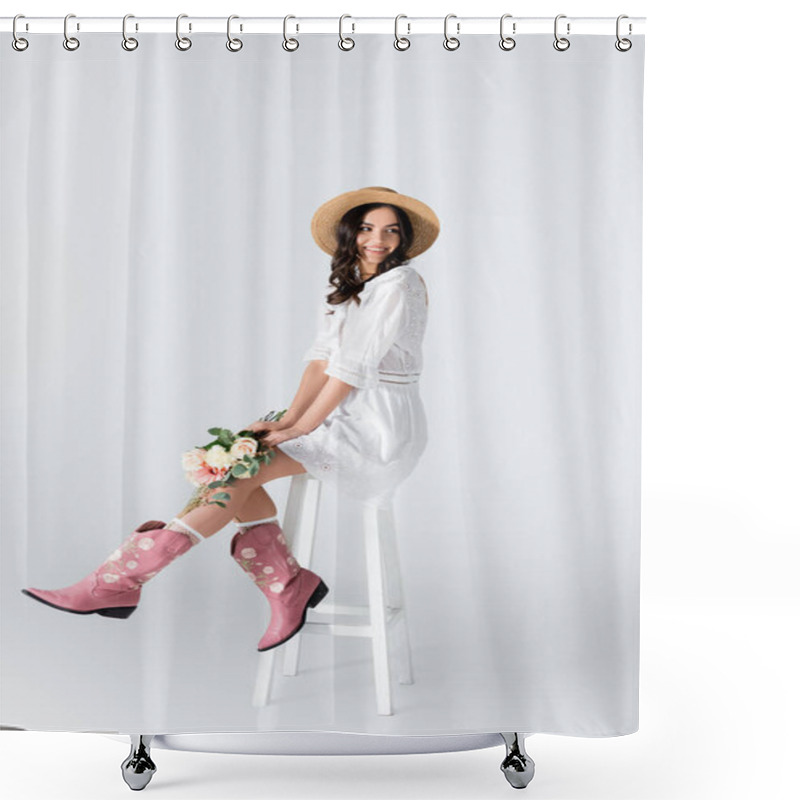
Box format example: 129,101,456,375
325,278,409,390
301,299,340,363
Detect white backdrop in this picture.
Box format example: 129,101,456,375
1,24,642,736
3,2,798,800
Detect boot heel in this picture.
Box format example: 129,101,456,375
308,579,329,609
96,606,137,619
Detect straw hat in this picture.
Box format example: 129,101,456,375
310,186,440,259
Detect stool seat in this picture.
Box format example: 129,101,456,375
251,473,414,716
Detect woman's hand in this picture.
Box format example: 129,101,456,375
260,426,309,447
244,419,293,436
242,419,308,447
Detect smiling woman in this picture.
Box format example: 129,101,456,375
21,185,440,655
355,206,402,279
271,187,438,507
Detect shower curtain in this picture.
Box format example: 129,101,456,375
1,27,644,738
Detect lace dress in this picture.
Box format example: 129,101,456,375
275,265,429,508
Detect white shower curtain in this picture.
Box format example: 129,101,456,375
1,30,644,737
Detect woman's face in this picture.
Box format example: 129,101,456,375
355,206,401,270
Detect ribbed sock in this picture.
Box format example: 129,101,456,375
234,515,280,530
166,517,206,545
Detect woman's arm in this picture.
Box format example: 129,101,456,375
282,360,330,425
295,376,353,434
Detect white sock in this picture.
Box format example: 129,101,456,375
234,515,280,529
167,517,205,545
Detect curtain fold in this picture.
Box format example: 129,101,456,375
1,32,644,736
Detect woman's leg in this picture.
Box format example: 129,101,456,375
168,447,306,540
234,486,278,523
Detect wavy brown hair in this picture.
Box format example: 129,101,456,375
323,203,415,311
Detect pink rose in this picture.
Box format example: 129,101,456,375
191,464,226,487
230,436,259,460
181,448,207,472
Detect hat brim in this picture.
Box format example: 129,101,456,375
310,187,440,259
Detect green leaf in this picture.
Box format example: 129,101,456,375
211,492,231,502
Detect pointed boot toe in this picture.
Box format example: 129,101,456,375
21,573,141,618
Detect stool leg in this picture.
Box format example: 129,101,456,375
364,505,393,715
252,649,277,707
381,506,414,685
283,476,321,677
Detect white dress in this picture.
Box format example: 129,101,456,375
275,264,429,508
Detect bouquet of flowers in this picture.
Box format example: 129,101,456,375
176,409,288,515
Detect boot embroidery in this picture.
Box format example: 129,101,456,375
232,526,299,594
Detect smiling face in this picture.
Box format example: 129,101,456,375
355,206,401,275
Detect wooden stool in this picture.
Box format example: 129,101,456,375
251,473,414,715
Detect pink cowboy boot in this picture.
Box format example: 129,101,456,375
21,518,204,618
230,517,329,651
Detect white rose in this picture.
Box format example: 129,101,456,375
137,537,155,551
107,549,122,561
102,573,121,583
181,448,207,472
230,437,259,460
126,561,139,570
205,444,234,469
269,583,285,594
240,547,257,559
262,566,274,574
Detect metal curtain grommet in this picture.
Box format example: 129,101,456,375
615,14,632,51
63,13,80,51
226,14,243,52
553,14,570,51
499,13,516,50
283,15,299,51
443,13,460,51
176,14,192,51
339,14,355,51
394,14,410,51
122,14,138,51
12,14,29,51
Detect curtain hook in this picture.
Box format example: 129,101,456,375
443,13,460,51
283,15,299,51
394,14,411,51
122,14,138,52
226,14,243,52
63,13,80,51
499,13,516,51
615,15,633,52
12,14,29,52
176,13,192,51
553,14,570,51
339,14,355,51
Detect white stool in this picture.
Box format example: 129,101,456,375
251,473,414,715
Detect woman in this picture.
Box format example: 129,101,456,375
22,186,440,654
